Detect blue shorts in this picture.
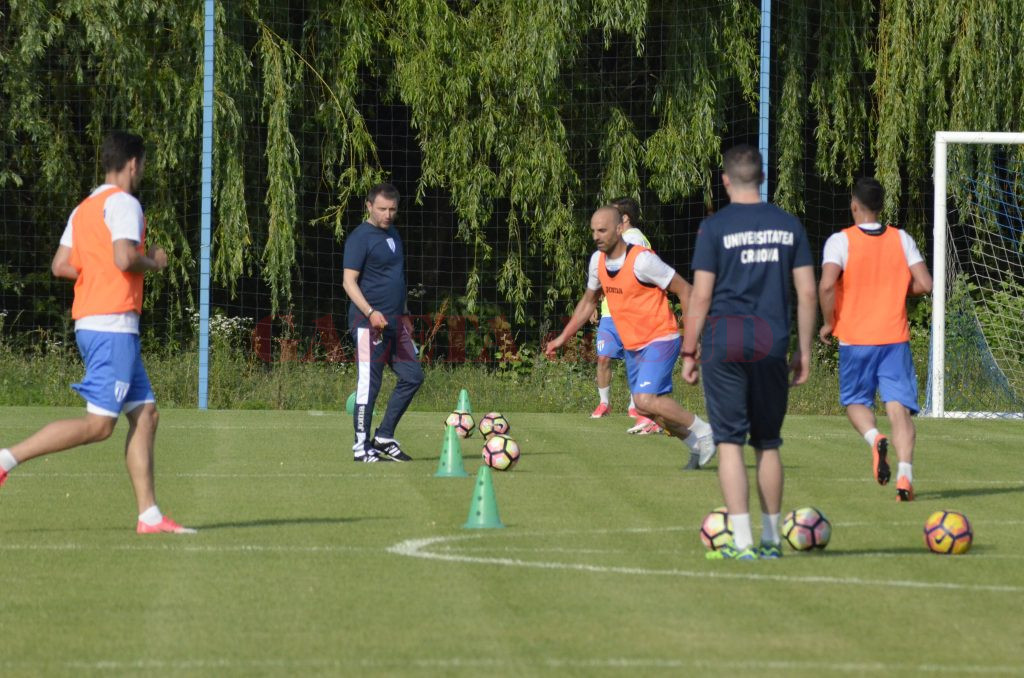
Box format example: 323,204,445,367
839,342,919,413
624,336,679,395
72,331,155,418
595,316,625,360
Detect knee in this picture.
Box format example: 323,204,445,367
406,368,425,388
633,393,655,414
87,416,118,442
137,405,160,431
146,407,160,431
597,356,611,369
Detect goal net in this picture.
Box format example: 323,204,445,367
925,131,1024,418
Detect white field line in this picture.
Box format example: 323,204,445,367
5,656,1015,674
388,534,1024,593
10,470,1024,485
0,542,374,554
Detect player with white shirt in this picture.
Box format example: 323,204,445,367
590,197,663,435
0,131,194,534
545,206,715,470
818,177,933,502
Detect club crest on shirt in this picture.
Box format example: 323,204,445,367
386,237,395,253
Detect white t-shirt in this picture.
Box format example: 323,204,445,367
61,185,145,333
821,223,924,270
587,246,678,347
587,247,677,292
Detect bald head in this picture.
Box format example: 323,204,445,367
590,206,624,254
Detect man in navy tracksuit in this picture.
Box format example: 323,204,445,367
342,183,424,462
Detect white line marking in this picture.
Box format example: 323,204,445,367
9,656,1016,674
388,534,1024,593
0,543,373,554
11,471,1024,486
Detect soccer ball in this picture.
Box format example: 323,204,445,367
478,412,511,438
924,510,973,555
445,411,475,438
700,507,733,551
782,506,832,551
482,434,520,471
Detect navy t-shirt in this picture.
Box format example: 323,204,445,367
343,221,407,327
691,202,812,360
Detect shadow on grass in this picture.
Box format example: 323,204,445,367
193,516,388,530
814,546,925,557
917,484,1024,500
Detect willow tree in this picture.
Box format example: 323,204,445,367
5,0,1024,341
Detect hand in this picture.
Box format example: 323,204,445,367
681,356,699,385
789,349,810,386
148,246,168,271
544,336,564,361
589,309,599,325
369,310,388,330
818,323,834,345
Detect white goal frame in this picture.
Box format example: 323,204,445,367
927,131,1024,419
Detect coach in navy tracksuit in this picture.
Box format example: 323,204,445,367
342,183,424,462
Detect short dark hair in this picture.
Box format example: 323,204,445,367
722,144,764,187
367,183,400,204
852,177,884,213
100,131,146,173
609,196,641,226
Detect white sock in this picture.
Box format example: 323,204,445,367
731,513,753,550
690,415,712,438
683,431,698,451
0,449,18,472
897,462,913,483
863,428,880,447
762,513,781,545
138,505,163,526
628,395,636,411
598,387,610,405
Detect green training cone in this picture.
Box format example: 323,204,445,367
435,425,469,477
455,388,472,414
463,465,504,529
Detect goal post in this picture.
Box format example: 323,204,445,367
926,131,1024,419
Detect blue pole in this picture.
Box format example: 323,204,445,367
198,0,214,410
758,0,772,202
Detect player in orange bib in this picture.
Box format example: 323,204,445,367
819,177,932,502
545,206,715,470
0,132,194,534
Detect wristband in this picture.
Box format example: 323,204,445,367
366,308,376,318
681,351,697,359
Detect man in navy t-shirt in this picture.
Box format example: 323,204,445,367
342,183,424,462
682,144,817,560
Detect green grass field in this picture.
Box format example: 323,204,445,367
1,406,1022,676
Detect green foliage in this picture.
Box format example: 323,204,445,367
808,0,873,186
6,0,1024,343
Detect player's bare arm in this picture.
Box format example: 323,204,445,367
791,264,817,386
343,267,388,329
50,245,78,280
817,262,842,343
665,273,693,315
544,288,601,359
113,239,167,273
681,270,714,385
908,261,932,297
